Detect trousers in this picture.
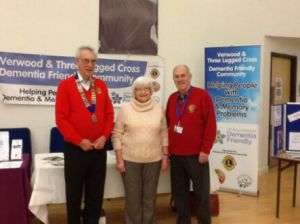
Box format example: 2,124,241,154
64,142,107,224
122,160,161,224
170,155,211,224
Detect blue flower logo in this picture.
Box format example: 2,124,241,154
111,92,122,104
215,130,225,144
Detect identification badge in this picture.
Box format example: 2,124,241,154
174,125,183,134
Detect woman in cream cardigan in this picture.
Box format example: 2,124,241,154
112,76,169,224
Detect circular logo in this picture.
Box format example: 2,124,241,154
150,68,160,79
188,104,196,113
222,155,237,171
152,81,160,92
237,174,252,189
96,87,102,94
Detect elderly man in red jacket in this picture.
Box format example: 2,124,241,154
166,65,216,224
56,46,114,224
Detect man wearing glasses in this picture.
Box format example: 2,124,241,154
56,46,114,224
166,65,216,224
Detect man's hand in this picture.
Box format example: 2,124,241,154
198,152,209,164
79,139,93,151
93,136,106,150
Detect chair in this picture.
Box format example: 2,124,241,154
0,127,32,156
50,127,64,153
104,135,113,151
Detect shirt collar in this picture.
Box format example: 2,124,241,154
177,86,192,102
177,93,187,103
77,72,90,90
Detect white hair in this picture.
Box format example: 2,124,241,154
173,64,191,75
131,76,154,96
75,46,97,58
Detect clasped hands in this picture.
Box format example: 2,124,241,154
79,136,106,151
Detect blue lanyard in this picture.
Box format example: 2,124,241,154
175,86,192,121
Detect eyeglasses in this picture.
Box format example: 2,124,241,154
79,58,97,65
135,88,151,93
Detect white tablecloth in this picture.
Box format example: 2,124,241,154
28,152,171,224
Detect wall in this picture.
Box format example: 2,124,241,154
1,0,300,174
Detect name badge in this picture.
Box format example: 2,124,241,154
174,125,183,134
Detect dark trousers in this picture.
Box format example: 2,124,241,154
170,155,211,224
64,142,107,224
122,160,161,224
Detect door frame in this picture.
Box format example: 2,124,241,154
268,52,297,167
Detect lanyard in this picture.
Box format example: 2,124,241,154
175,86,192,122
75,72,97,123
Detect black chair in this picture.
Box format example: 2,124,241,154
50,127,64,153
104,135,113,151
0,127,32,156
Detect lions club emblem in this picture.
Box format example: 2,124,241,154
188,104,196,113
222,155,237,171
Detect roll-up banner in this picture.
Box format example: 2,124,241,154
205,45,261,195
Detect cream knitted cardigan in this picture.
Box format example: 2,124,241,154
112,98,168,163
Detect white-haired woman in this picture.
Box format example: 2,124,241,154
112,76,169,224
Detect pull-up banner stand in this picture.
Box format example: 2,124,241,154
205,45,261,195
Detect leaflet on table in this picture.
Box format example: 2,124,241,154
10,139,23,160
0,131,9,161
42,155,64,166
286,151,300,159
0,160,22,169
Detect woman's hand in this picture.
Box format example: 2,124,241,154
115,149,125,172
116,158,125,173
161,155,169,171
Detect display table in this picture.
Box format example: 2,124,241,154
274,153,300,218
29,152,171,224
0,154,32,224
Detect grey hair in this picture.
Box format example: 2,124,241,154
173,64,191,75
131,76,154,96
75,46,97,58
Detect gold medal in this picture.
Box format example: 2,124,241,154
92,113,97,123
